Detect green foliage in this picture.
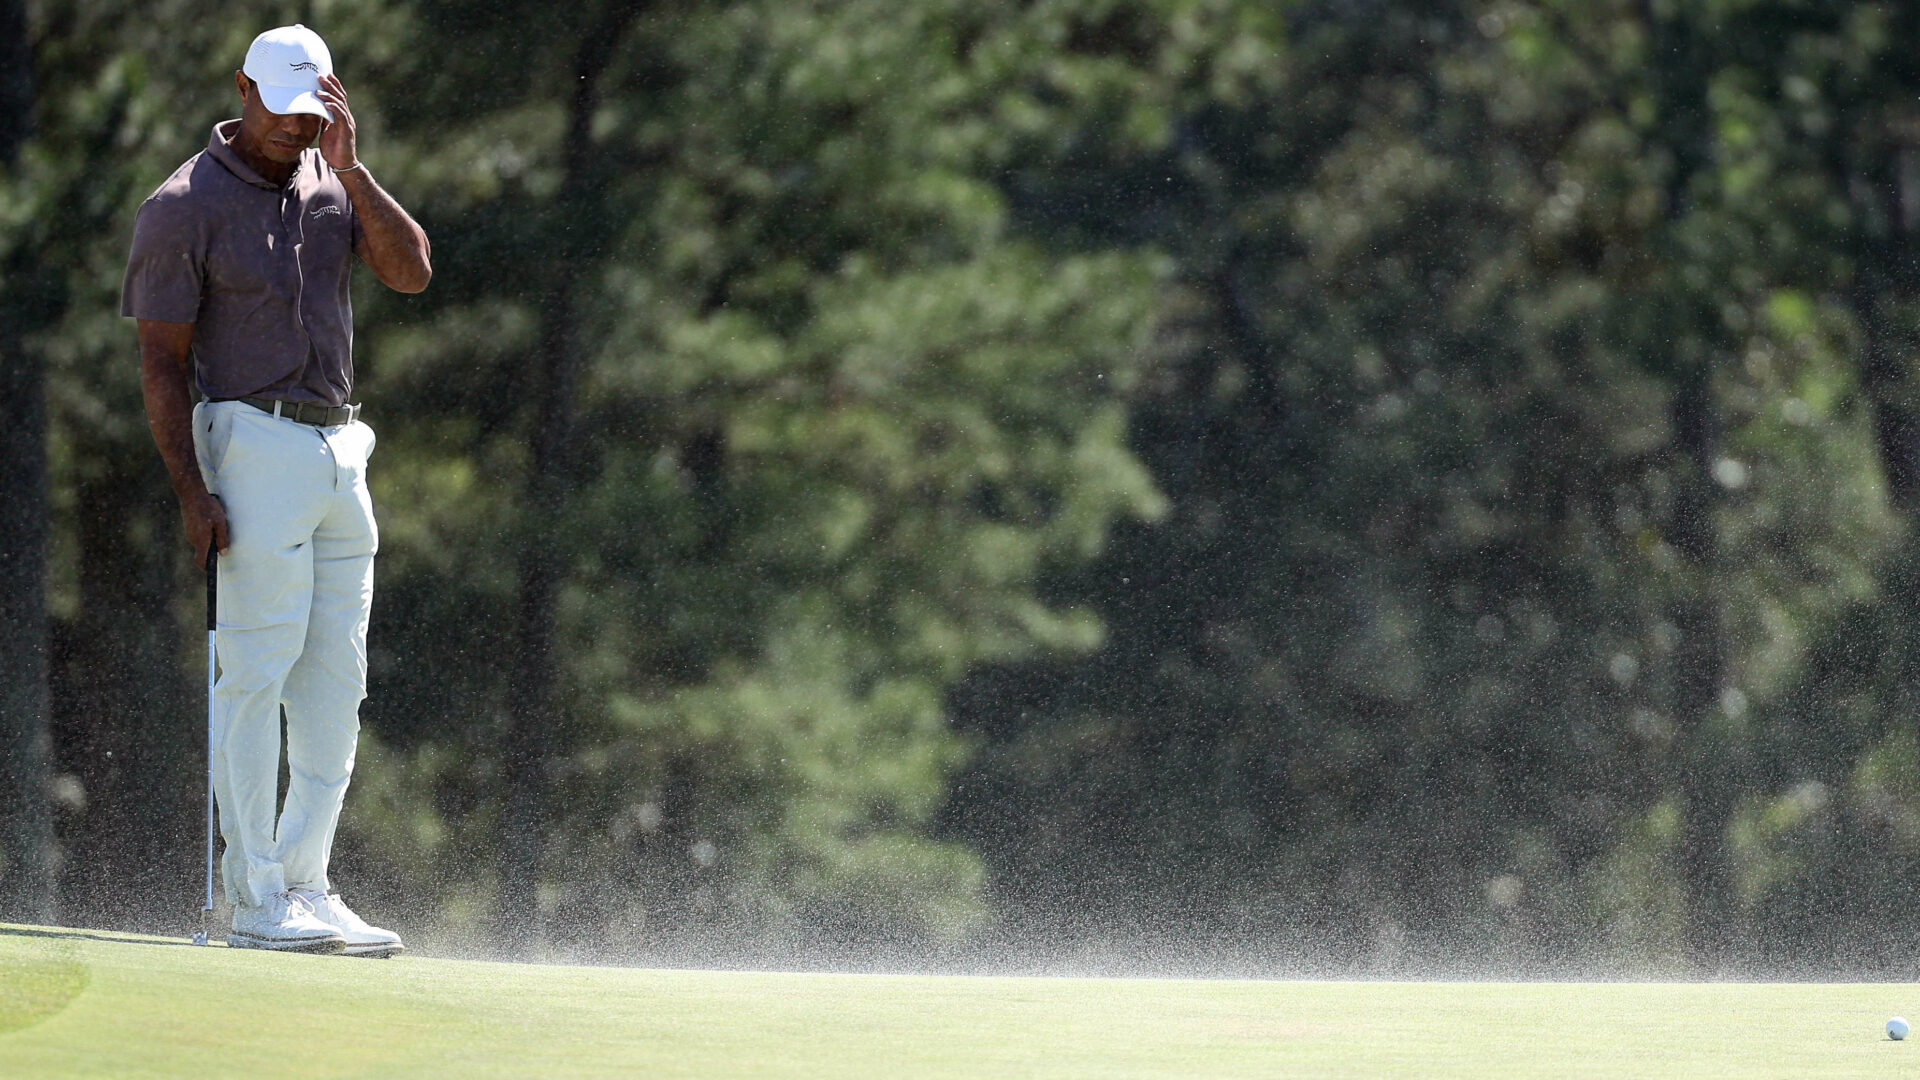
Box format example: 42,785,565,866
943,0,1920,969
335,0,1168,953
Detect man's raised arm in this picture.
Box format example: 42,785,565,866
314,73,432,294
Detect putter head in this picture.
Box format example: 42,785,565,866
191,931,209,946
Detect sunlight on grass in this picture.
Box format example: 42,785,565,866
2,925,1918,1078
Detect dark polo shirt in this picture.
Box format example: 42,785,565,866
121,120,363,406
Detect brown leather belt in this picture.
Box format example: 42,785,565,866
234,397,361,427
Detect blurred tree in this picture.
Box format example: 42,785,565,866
1699,0,1920,967
325,0,1166,958
942,0,1905,970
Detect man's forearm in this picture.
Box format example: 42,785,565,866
138,325,228,561
140,351,208,501
136,320,207,503
338,166,432,293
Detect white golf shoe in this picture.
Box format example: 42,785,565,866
227,890,347,953
291,888,406,958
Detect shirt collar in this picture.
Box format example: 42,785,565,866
206,119,307,191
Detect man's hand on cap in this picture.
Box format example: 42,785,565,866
316,74,360,172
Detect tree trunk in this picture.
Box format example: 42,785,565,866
1668,371,1736,967
0,308,55,928
497,4,645,950
1852,139,1920,515
1636,5,1740,967
0,0,56,927
53,458,193,930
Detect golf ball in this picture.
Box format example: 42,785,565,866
1889,1017,1909,1041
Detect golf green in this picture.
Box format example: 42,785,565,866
0,924,1913,1077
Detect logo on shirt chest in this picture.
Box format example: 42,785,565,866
309,204,343,218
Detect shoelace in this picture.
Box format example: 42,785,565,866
294,890,353,925
273,889,318,916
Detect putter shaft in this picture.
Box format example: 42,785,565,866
199,544,217,944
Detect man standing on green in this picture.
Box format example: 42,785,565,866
123,24,431,954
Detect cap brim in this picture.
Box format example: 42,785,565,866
256,84,332,120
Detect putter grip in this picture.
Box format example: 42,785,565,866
205,544,217,632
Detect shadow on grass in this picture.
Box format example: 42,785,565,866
0,924,196,949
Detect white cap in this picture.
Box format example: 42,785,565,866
242,24,333,120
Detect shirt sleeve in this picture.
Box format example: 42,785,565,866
120,195,205,322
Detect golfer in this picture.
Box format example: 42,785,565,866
123,24,430,954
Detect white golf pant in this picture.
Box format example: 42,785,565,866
193,400,376,909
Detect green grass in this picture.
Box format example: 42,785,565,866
0,923,1916,1077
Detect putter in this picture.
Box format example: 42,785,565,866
194,541,216,946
